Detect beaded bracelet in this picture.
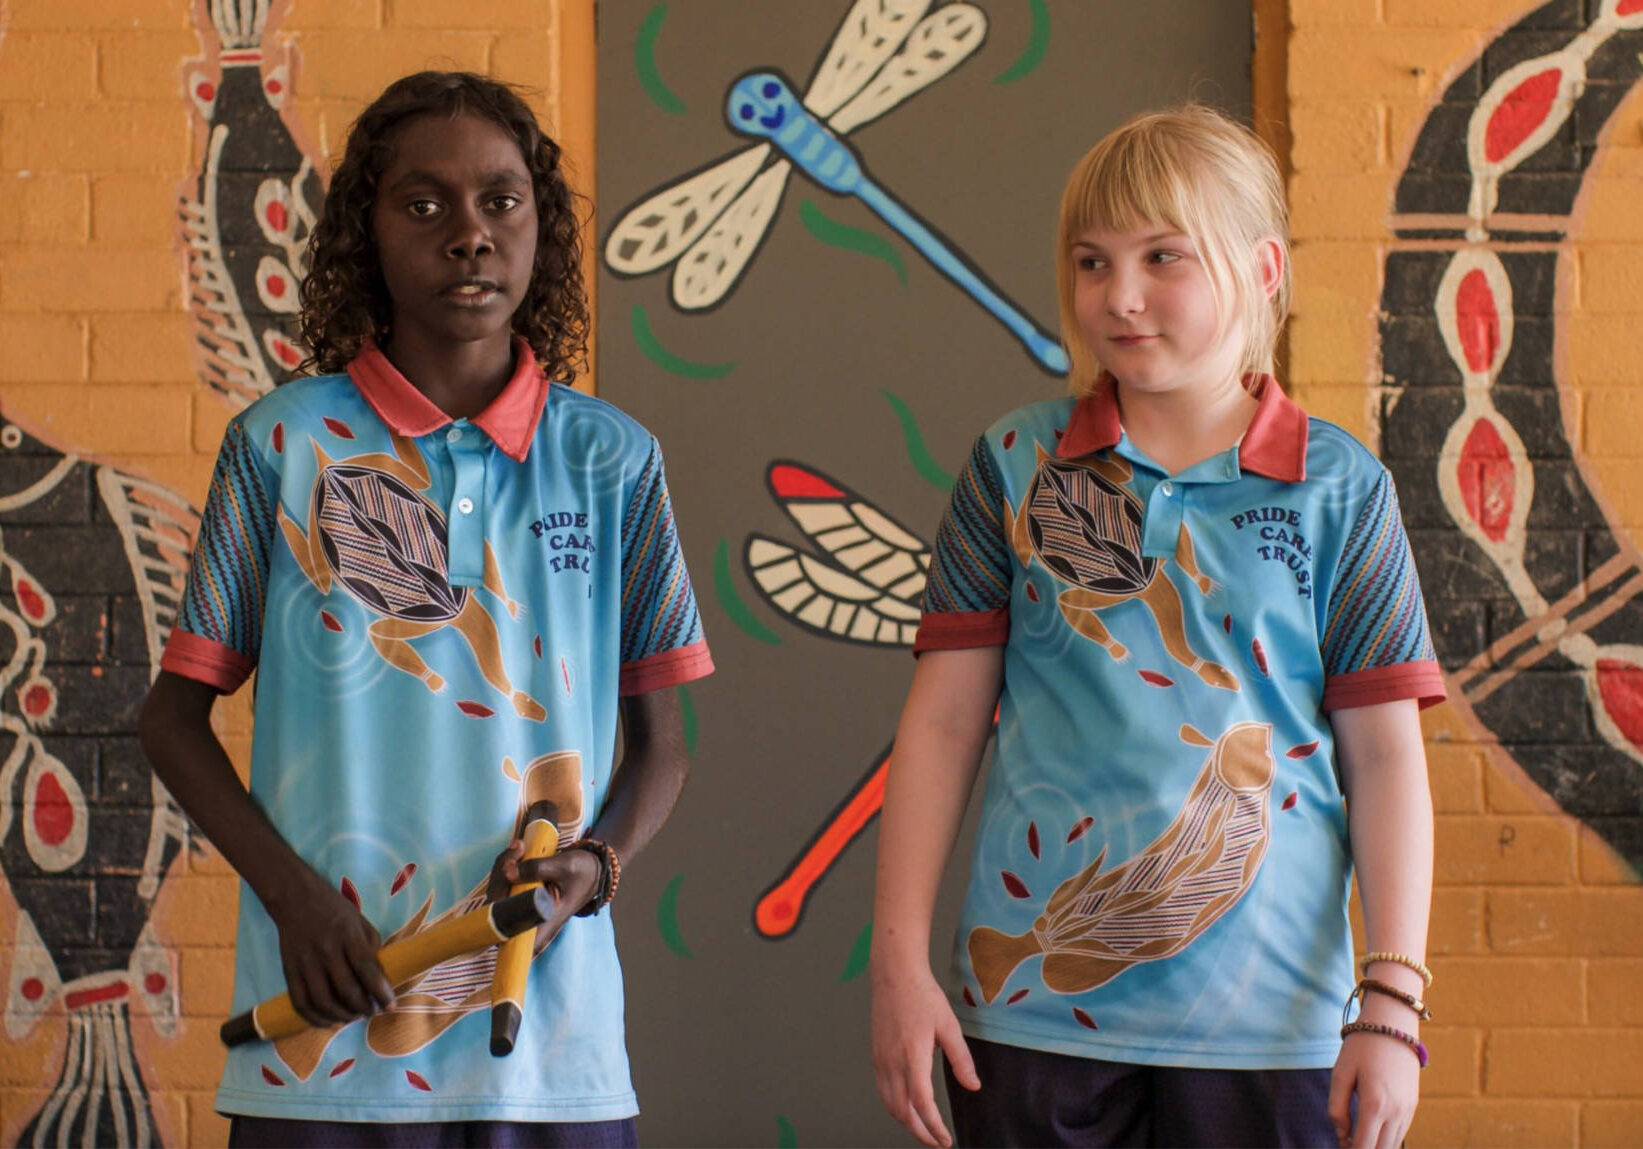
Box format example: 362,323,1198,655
1360,951,1433,989
1341,1021,1428,1068
568,839,622,917
1352,978,1432,1021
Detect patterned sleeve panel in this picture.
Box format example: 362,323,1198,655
160,419,274,693
1320,469,1447,711
618,438,713,695
914,435,1012,654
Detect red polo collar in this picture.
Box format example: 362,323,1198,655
1055,373,1309,482
346,337,548,463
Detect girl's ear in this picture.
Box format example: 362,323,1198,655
1256,237,1285,301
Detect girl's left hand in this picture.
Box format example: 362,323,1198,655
488,840,603,952
1328,1023,1422,1149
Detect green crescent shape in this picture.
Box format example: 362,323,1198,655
776,1116,798,1148
635,4,687,115
677,684,698,754
713,539,783,645
799,200,908,288
881,390,956,493
632,305,736,379
657,872,694,958
839,920,873,982
994,0,1051,85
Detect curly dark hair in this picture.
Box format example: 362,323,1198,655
298,71,588,380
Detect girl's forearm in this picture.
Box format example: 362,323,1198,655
1333,699,1434,996
872,648,1002,974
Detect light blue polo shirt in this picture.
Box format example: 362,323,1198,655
916,377,1443,1069
162,341,712,1121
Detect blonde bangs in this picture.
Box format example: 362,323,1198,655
1055,106,1291,397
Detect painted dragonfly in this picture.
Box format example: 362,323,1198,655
604,0,1068,375
744,461,995,936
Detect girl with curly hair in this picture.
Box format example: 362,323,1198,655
142,72,713,1148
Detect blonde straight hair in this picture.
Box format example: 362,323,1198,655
1055,105,1291,397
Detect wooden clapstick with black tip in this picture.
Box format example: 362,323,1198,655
489,799,559,1056
219,886,554,1047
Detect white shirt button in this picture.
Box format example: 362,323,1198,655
1160,481,1174,497
457,497,474,514
446,427,463,443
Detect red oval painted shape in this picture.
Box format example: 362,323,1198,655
330,1058,356,1078
272,422,285,452
1484,68,1562,164
406,1070,433,1092
1072,1007,1099,1030
1621,0,1643,13
266,201,289,232
1025,583,1040,603
533,635,543,658
456,701,496,718
261,1065,286,1086
391,863,417,895
319,611,343,633
1002,430,1017,450
322,417,355,439
266,78,284,95
272,338,302,368
1455,269,1500,375
32,771,74,847
266,276,287,298
1067,816,1094,843
1282,791,1299,811
1458,418,1514,543
1596,659,1643,750
1006,989,1030,1005
1252,639,1269,676
340,877,360,909
145,972,168,995
22,681,54,718
768,463,845,500
1001,871,1031,899
195,80,216,101
1138,669,1174,688
1027,822,1040,859
16,579,46,621
21,978,44,1001
1286,741,1320,759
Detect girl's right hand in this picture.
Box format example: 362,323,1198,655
871,960,979,1148
268,868,395,1028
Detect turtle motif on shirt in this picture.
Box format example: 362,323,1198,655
278,431,545,721
1004,446,1237,691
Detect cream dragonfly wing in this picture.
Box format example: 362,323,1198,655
745,462,930,648
803,0,934,118
829,3,988,134
603,144,774,276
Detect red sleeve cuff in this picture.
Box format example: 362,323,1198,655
912,609,1009,656
159,630,254,694
620,640,715,696
1322,661,1447,712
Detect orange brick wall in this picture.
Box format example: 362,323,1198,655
1286,0,1643,1144
0,2,591,1144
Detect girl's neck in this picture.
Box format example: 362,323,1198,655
380,329,518,420
1114,371,1259,475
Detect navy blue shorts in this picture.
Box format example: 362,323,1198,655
943,1038,1337,1148
226,1116,638,1148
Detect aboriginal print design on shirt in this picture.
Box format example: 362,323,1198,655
276,432,545,721
1004,446,1237,691
968,721,1274,1002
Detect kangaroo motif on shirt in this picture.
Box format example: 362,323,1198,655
277,432,545,721
1005,447,1237,691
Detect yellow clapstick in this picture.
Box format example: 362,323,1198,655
219,885,554,1047
489,799,560,1056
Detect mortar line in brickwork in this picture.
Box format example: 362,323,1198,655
1455,552,1632,687
1390,212,1571,234
1461,574,1643,704
1389,238,1564,253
